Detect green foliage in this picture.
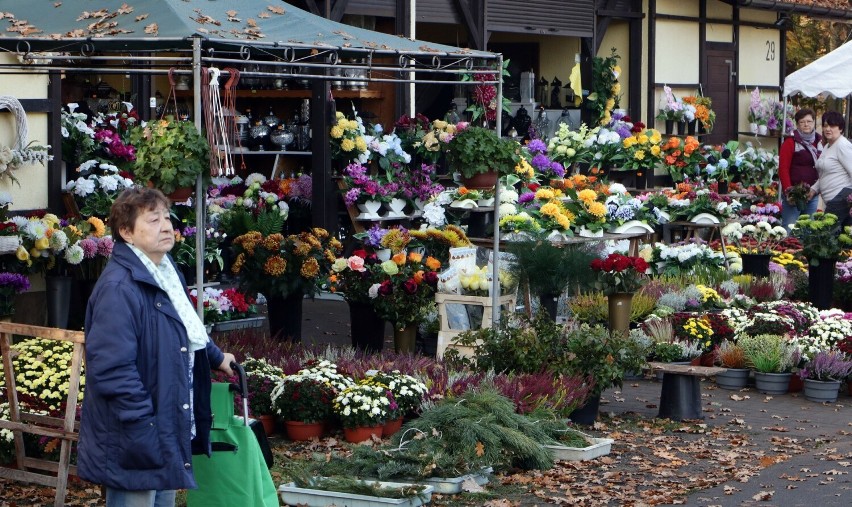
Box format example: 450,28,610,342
127,118,211,195
286,471,429,500
630,293,657,322
791,213,852,261
739,334,797,373
587,48,621,126
446,126,520,178
566,292,608,325
505,241,597,297
220,208,286,238
651,342,684,363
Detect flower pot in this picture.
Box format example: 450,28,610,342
788,374,804,393
382,417,404,438
690,352,715,367
715,368,750,390
749,122,759,134
757,124,769,136
46,275,73,329
477,197,495,207
717,181,729,195
384,197,408,218
607,292,634,337
545,437,615,462
687,213,720,225
676,121,687,135
461,170,498,190
802,378,842,403
611,220,654,234
393,324,417,354
634,170,648,190
754,372,791,395
687,120,697,136
769,128,779,137
664,119,674,135
285,420,325,441
741,253,771,278
808,258,837,310
356,199,382,219
167,186,194,203
343,425,383,443
258,414,277,436
539,292,561,321
266,291,303,343
279,479,434,507
348,301,385,353
568,395,600,425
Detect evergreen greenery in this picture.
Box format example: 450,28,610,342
505,241,597,298
220,207,285,237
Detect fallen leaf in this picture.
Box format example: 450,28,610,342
268,5,285,14
461,477,484,493
752,490,774,500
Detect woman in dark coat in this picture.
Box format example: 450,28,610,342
779,107,821,230
77,187,235,507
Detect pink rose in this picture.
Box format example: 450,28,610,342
347,255,366,272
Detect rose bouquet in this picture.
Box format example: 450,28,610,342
332,383,392,428
328,250,379,304
369,251,441,330
591,253,649,295
270,374,338,423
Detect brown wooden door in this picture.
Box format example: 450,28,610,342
704,45,737,145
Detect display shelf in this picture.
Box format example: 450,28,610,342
737,131,782,139
231,149,311,156
176,89,383,99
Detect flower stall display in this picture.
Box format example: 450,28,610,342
188,286,257,326
747,88,769,132
603,189,658,233
736,143,779,187
797,350,852,402
64,161,135,219
463,61,510,125
339,162,400,218
790,309,852,360
329,110,368,164
523,139,565,183
619,127,663,188
69,217,113,282
587,48,622,126
790,213,852,262
721,221,788,277
661,135,703,182
408,225,472,266
641,241,727,276
405,117,467,165
1,337,85,415
209,174,293,238
445,126,520,188
667,189,741,224
333,382,392,442
0,272,29,319
546,123,597,172
562,188,608,237
271,374,338,439
363,123,412,173
784,183,812,213
682,95,716,133
398,163,444,210
242,356,284,420
591,253,650,336
60,104,138,169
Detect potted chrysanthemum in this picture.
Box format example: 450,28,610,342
270,374,338,441
333,383,393,443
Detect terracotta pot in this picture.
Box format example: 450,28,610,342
382,417,404,438
258,414,277,436
167,186,194,202
343,425,383,443
285,420,325,441
690,353,715,367
461,170,498,190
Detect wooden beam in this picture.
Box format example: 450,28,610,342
302,0,321,16
330,0,350,22
454,0,484,50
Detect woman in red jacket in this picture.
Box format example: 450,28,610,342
779,108,821,230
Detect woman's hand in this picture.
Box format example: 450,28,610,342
217,353,236,376
807,190,817,200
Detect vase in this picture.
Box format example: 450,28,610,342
343,425,383,443
461,170,498,190
258,415,277,436
607,292,634,337
757,124,769,136
749,122,758,134
266,291,303,343
384,197,407,218
717,181,729,195
740,253,771,278
802,379,842,403
412,197,427,216
690,352,716,367
356,199,382,219
808,258,837,310
348,300,385,352
393,324,417,354
577,226,604,238
687,120,697,136
568,395,600,425
715,368,750,390
46,275,73,329
687,213,720,225
664,119,674,135
676,121,687,135
539,292,561,321
285,420,324,441
754,372,791,395
634,169,648,190
382,417,404,437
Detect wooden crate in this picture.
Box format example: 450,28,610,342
435,293,516,360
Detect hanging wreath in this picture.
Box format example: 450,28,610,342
0,96,52,185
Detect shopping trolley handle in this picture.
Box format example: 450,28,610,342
229,361,249,399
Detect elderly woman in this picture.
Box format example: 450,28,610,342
77,187,235,507
779,107,821,229
809,111,852,229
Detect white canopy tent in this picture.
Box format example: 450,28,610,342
783,40,852,98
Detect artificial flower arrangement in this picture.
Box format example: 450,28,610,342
209,173,293,238
172,224,225,280
561,187,608,235
586,126,625,170
667,188,742,222
656,85,684,122
747,87,769,126
516,186,574,234
590,253,649,295
332,382,392,428
721,221,788,255
230,227,343,299
640,241,726,276
355,225,411,255
366,370,428,416
456,264,515,297
790,212,852,262
64,161,136,219
363,123,412,173
242,357,285,416
784,182,812,213
682,95,715,132
60,103,138,169
369,251,441,330
797,350,852,382
767,99,794,134
701,141,741,183
69,217,113,281
661,135,704,183
735,143,779,187
9,213,89,277
340,162,400,207
0,272,30,318
270,373,339,423
188,286,257,325
522,139,565,182
399,115,468,165
328,249,379,305
463,60,511,124
603,186,658,229
619,127,663,175
546,122,597,170
329,109,368,164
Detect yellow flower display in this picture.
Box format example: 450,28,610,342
577,189,598,204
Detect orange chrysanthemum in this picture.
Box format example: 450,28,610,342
300,257,320,278
263,256,287,276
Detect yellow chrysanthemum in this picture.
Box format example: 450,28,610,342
638,134,649,145
587,201,607,218
264,256,287,276
622,137,637,149
340,138,355,152
535,188,555,201
231,253,245,274
294,242,312,257
633,150,646,161
330,126,344,139
346,120,358,130
335,111,345,120
578,189,598,204
355,136,367,152
556,213,572,229
262,234,282,250
300,257,320,278
540,202,561,217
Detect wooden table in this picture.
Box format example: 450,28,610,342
646,362,727,421
666,221,731,269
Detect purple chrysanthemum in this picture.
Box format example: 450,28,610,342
0,272,30,293
97,236,114,257
527,139,547,154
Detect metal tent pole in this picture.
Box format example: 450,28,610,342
491,55,503,328
192,37,205,318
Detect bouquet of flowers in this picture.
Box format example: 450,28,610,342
408,224,471,266
603,189,658,228
172,224,225,279
668,189,741,222
790,212,852,262
398,163,444,204
230,228,342,299
188,287,256,325
332,382,392,428
546,122,597,169
736,143,779,187
0,272,29,318
701,141,740,183
747,88,769,125
522,139,565,181
721,221,788,255
661,135,703,182
64,161,136,219
363,123,412,174
586,127,625,169
784,183,812,212
683,95,716,132
242,357,284,416
270,374,338,423
366,370,428,415
797,350,852,381
642,241,726,276
656,85,684,121
620,128,663,173
70,217,113,281
340,162,400,206
562,187,608,235
329,110,368,164
406,117,467,164
329,250,379,304
208,174,292,239
590,253,649,295
369,251,441,330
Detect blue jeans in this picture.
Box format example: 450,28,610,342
781,195,819,231
105,488,176,507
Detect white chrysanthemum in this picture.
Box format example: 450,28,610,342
49,230,68,252
245,173,267,186
72,178,96,197
78,159,99,173
98,175,120,192
423,202,446,227
64,244,85,265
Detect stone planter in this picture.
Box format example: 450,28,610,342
715,368,750,390
754,372,791,395
213,316,266,332
418,468,492,494
802,378,842,403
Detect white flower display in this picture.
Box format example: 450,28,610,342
332,383,391,428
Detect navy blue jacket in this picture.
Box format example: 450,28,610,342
77,242,224,490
